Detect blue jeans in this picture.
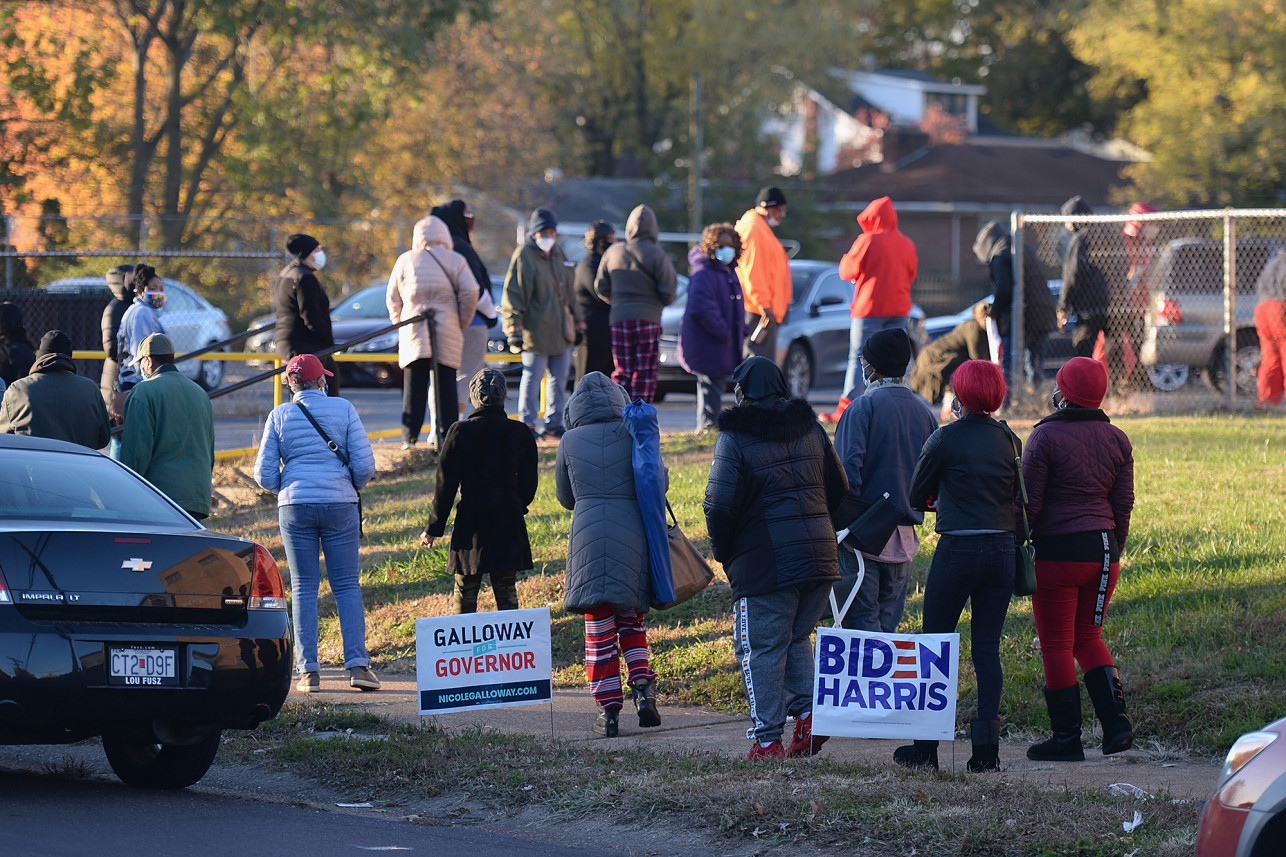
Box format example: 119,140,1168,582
695,374,725,432
1001,332,1047,389
842,316,911,400
519,348,572,430
278,503,369,674
834,547,911,633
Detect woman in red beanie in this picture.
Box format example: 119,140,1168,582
1022,356,1135,762
900,359,1018,773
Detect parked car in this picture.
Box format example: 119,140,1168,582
0,434,291,788
657,261,926,400
43,277,231,390
1139,237,1284,395
1195,713,1286,856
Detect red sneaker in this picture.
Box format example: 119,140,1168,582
746,740,786,761
786,713,830,757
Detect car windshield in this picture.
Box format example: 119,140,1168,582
0,449,195,526
790,266,827,307
331,285,388,319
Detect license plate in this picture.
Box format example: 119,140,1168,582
108,646,178,687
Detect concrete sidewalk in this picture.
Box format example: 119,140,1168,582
306,668,1220,801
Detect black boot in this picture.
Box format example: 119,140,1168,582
893,740,939,770
1027,684,1085,761
1084,665,1133,755
967,718,1001,772
592,706,620,737
631,678,661,728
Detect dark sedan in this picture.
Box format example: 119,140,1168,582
0,435,291,788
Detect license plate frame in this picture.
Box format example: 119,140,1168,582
108,645,179,687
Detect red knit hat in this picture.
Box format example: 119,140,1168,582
1056,357,1108,408
952,360,1006,415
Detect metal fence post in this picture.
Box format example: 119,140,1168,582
4,214,12,290
1011,210,1026,393
1224,209,1236,408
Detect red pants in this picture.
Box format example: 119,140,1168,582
610,320,661,402
1255,300,1286,405
584,605,656,709
1031,559,1119,688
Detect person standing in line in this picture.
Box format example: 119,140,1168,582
1253,248,1286,408
574,221,616,382
1057,197,1127,383
831,329,938,633
421,369,538,614
1118,203,1160,391
99,264,135,413
677,223,746,433
734,187,792,360
556,372,662,737
274,233,339,397
114,264,168,417
594,204,678,403
254,353,378,693
429,200,497,429
0,330,111,448
0,303,35,387
386,215,480,450
502,208,580,439
973,220,1057,390
703,357,848,760
1024,357,1135,762
118,333,214,520
820,196,917,423
899,359,1017,773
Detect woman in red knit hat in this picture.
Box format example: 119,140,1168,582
899,359,1019,773
1023,356,1135,762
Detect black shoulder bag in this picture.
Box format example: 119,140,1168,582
1000,420,1036,597
296,402,363,538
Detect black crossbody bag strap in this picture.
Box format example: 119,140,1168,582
999,420,1031,542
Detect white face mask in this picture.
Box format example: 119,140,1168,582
535,235,557,254
310,249,327,270
766,216,781,228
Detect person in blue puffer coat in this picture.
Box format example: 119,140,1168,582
255,354,378,695
678,223,747,433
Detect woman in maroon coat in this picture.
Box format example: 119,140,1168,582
1022,357,1135,763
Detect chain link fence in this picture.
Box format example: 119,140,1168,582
1012,208,1286,413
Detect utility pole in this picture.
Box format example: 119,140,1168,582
688,72,704,234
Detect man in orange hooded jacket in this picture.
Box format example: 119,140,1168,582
821,196,918,423
734,187,792,361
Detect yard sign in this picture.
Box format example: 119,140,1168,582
416,607,552,715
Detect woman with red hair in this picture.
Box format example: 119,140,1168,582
898,359,1018,773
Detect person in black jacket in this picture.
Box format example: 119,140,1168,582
574,221,615,382
421,369,538,614
703,356,848,760
899,359,1018,774
99,264,134,413
0,302,35,386
274,233,339,396
1057,197,1127,374
973,221,1057,389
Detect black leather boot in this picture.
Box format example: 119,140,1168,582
631,678,661,728
967,718,1001,772
893,740,939,770
592,706,620,737
1084,664,1133,755
1027,684,1085,761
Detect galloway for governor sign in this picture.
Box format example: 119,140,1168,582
416,607,552,715
811,628,960,741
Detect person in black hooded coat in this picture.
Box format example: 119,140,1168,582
704,356,847,760
274,232,339,396
973,220,1057,388
99,264,135,411
573,221,615,381
0,302,35,386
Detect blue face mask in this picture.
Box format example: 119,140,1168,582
714,246,736,265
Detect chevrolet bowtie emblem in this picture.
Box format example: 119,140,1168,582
122,558,153,572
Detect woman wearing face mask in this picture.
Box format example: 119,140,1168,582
900,359,1018,773
274,233,340,396
677,223,747,433
1022,357,1134,763
116,263,169,397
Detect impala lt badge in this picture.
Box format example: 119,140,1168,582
122,558,153,572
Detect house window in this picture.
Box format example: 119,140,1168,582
926,92,967,118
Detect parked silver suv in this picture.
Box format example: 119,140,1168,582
1139,237,1283,395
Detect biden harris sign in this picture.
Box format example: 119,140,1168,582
416,608,553,715
811,628,960,741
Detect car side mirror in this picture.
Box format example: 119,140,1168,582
810,295,844,317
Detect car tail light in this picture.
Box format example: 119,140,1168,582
249,544,287,610
0,563,10,604
1155,295,1184,326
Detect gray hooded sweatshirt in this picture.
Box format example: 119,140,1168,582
594,205,678,326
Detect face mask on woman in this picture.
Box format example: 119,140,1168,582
714,246,736,265
143,291,166,310
310,249,327,270
535,235,557,255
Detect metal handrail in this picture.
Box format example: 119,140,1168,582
171,322,276,366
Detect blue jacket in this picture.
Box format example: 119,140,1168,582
678,246,746,378
116,302,165,390
255,388,375,506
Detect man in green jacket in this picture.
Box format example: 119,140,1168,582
118,333,215,519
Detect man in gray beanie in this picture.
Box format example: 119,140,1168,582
421,367,539,614
0,330,111,449
831,328,938,632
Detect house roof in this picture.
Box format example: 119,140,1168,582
823,141,1134,209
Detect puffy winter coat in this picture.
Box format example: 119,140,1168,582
255,388,376,506
734,209,791,323
100,296,132,400
386,216,480,370
556,373,651,612
116,301,165,390
704,398,847,599
594,205,678,325
502,239,578,357
273,260,334,359
1022,408,1133,549
678,245,747,378
839,196,917,319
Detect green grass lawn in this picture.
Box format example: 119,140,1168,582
212,413,1286,755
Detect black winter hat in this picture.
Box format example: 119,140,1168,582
862,328,913,378
755,186,788,208
286,233,320,260
37,329,72,357
527,208,558,235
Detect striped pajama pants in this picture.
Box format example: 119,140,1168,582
584,605,656,710
610,320,662,402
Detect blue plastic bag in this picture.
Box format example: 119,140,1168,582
622,399,675,605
